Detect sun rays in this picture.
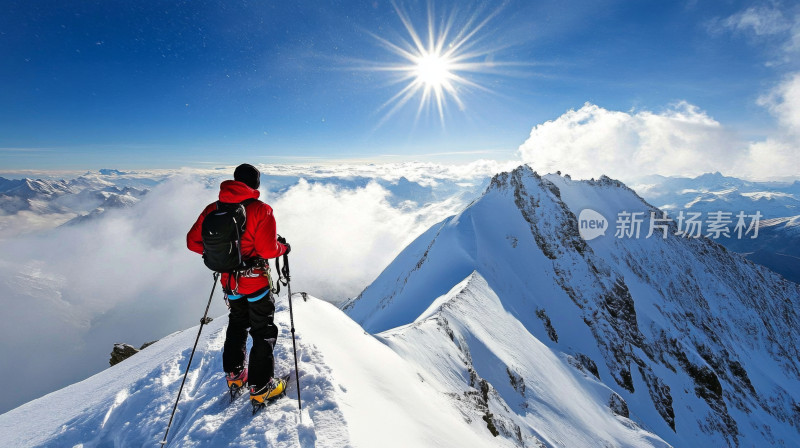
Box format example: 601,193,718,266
367,1,510,127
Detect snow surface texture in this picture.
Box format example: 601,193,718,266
345,165,800,447
0,295,509,447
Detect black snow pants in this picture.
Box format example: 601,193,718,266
222,290,278,390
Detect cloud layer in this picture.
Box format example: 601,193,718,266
759,72,800,135
0,166,480,413
266,179,466,301
519,102,739,179
518,101,799,181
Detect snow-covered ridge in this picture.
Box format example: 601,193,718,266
0,296,506,447
380,272,670,447
346,165,800,447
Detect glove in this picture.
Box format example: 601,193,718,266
277,235,291,255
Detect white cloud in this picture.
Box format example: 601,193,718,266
0,210,77,238
518,100,800,181
741,137,799,179
266,179,463,302
256,159,519,187
0,176,219,413
711,4,800,62
788,17,800,53
720,6,792,36
758,72,800,135
517,102,752,180
695,4,800,179
742,72,800,178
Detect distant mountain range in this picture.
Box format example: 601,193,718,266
0,173,150,236
633,172,799,283
633,172,799,220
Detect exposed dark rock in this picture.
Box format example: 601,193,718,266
535,308,558,343
109,340,158,366
609,392,630,418
110,343,139,366
574,354,600,380
639,365,675,430
507,368,526,396
673,349,738,442
437,316,455,342
619,369,635,393
476,378,502,437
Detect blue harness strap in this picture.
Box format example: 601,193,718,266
226,289,268,303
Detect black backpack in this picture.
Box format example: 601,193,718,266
201,199,255,273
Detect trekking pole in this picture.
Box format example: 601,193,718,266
283,253,303,421
160,272,219,446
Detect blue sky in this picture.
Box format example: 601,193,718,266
1,0,796,170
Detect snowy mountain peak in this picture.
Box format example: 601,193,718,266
346,164,800,447
1,177,75,197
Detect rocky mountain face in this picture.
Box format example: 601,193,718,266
344,165,800,447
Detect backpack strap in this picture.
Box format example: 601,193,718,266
236,197,259,274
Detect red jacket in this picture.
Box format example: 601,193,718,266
187,180,287,295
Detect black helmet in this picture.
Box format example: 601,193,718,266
233,163,260,189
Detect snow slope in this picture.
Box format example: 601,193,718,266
0,295,508,447
380,272,669,447
345,165,800,447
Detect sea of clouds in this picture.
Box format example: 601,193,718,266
0,161,515,413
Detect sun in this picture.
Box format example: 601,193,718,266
365,2,510,127
414,51,454,89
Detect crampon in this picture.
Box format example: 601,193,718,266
250,374,290,415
